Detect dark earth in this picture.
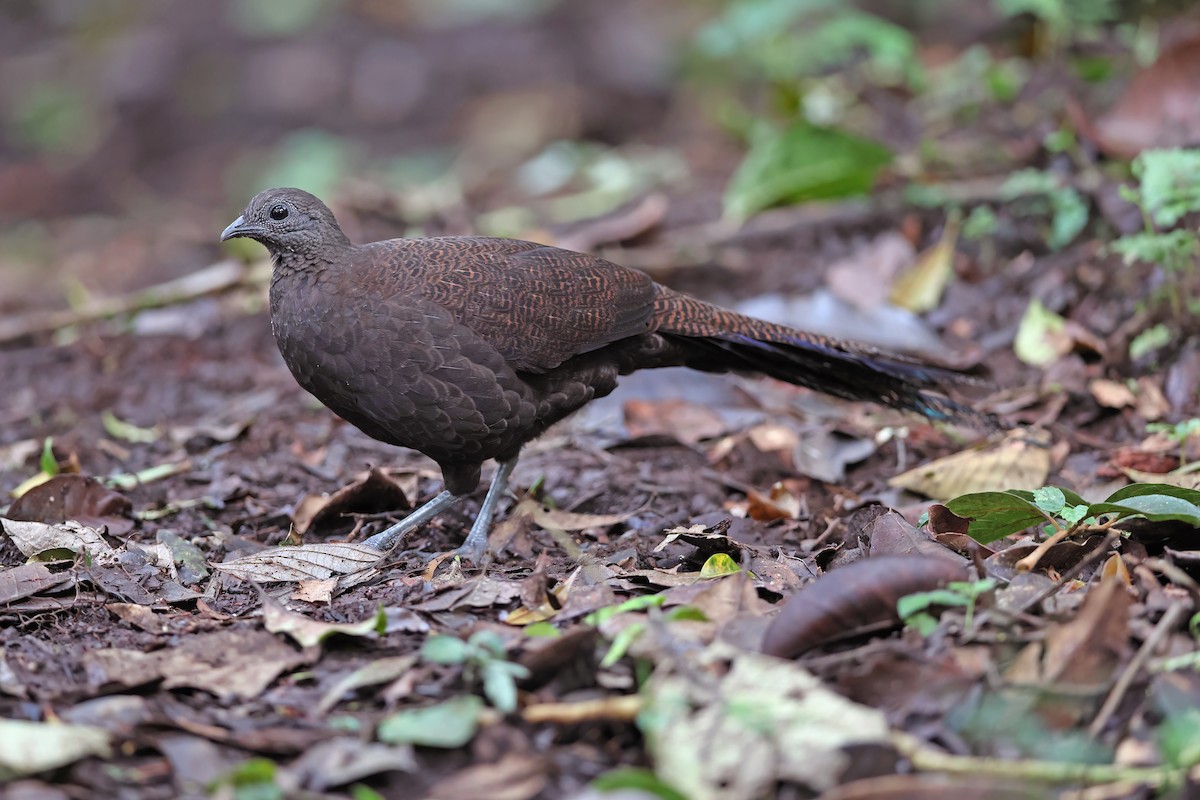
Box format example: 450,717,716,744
4,2,1200,799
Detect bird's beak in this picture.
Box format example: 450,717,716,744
220,215,264,242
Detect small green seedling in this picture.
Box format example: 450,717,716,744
1146,418,1200,467
899,577,996,636
421,631,530,714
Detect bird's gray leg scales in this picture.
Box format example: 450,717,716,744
455,458,517,562
362,490,461,551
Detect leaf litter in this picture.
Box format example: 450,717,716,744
7,8,1200,799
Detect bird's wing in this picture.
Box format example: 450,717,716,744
396,237,659,373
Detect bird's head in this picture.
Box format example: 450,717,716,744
221,187,349,256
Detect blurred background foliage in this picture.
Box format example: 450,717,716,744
0,0,1196,313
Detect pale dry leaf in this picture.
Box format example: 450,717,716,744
647,642,889,799
294,577,338,604
1090,378,1136,409
0,720,111,781
1,518,113,560
213,542,383,583
1120,467,1200,490
890,214,958,313
519,498,638,532
261,594,382,648
889,429,1052,500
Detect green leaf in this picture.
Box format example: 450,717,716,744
523,621,560,638
1013,298,1068,367
943,491,1048,544
600,621,646,668
481,661,524,714
1031,486,1067,515
351,785,387,800
1106,483,1200,508
1088,494,1200,527
591,767,689,800
377,696,484,748
699,552,741,578
101,411,160,444
1158,708,1200,768
723,122,891,221
897,588,970,620
1134,148,1200,228
665,606,708,622
421,635,469,665
586,594,666,626
39,438,57,477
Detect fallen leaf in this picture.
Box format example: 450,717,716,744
890,213,958,312
0,563,74,605
83,628,313,701
890,429,1052,500
292,737,417,791
291,467,413,536
294,577,337,604
0,518,113,561
6,474,133,536
0,720,111,781
262,594,383,648
1089,35,1200,158
377,696,485,748
425,753,547,800
645,642,890,798
317,655,418,715
623,398,729,445
213,542,383,583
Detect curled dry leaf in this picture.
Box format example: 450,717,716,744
6,474,133,536
761,554,969,659
261,594,383,649
213,542,383,584
291,467,413,536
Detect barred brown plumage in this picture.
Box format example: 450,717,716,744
222,187,986,560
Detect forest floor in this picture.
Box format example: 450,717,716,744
4,3,1200,799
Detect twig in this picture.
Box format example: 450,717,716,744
521,694,642,724
890,730,1183,789
1016,531,1122,615
0,259,266,345
1088,600,1192,739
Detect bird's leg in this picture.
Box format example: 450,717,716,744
362,490,461,552
455,457,517,562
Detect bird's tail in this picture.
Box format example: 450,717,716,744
652,289,991,426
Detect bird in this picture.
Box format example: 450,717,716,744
222,187,984,561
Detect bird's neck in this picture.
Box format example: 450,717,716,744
269,245,346,281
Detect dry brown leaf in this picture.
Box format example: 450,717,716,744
425,753,547,800
519,498,638,532
1090,35,1200,158
6,474,133,536
83,628,313,701
0,563,74,605
291,467,413,536
889,429,1052,500
623,398,729,445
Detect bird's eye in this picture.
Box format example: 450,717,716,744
269,204,289,221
